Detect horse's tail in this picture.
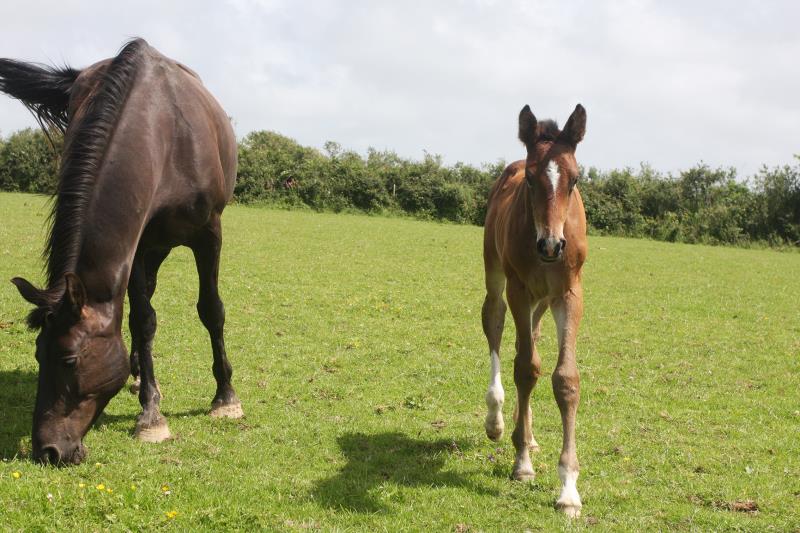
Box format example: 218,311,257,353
0,59,80,133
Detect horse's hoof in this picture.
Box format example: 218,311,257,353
135,419,171,443
210,401,244,419
556,502,582,518
129,377,141,394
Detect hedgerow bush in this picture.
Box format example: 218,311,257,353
0,128,797,248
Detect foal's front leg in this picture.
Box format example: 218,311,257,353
506,276,542,481
550,288,584,518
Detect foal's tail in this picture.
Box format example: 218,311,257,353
0,59,80,133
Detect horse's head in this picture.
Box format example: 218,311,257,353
12,273,129,465
518,104,587,263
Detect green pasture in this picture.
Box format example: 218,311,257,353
0,192,798,531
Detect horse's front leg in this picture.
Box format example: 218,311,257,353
550,286,584,518
129,254,171,443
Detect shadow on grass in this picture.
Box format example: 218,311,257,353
314,431,494,513
0,368,36,459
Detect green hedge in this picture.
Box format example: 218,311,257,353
1,128,798,248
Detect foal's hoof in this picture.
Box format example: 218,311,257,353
484,417,504,441
556,502,582,519
135,418,171,443
511,459,536,482
129,377,141,394
512,468,536,482
210,401,244,419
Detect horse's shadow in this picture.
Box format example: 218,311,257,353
0,368,36,459
313,431,494,513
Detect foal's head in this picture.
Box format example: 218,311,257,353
518,104,586,262
13,274,129,465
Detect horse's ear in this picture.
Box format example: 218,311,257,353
518,105,538,149
560,104,586,148
63,273,86,316
11,277,48,307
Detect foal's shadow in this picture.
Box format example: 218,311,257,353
313,431,494,513
0,368,36,459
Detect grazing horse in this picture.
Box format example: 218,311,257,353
482,104,588,517
0,39,242,465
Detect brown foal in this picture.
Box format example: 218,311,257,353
482,104,588,517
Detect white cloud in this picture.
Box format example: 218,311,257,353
0,0,798,176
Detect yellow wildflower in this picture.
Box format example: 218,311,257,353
106,487,113,493
130,484,137,491
165,510,178,519
96,483,105,491
78,482,86,488
11,471,21,479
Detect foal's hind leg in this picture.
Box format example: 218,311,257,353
190,215,243,419
128,250,169,394
550,288,584,518
130,250,172,443
482,267,506,441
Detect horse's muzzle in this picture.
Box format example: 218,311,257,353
34,441,87,466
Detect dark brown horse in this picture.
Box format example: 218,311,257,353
0,39,242,465
482,104,588,517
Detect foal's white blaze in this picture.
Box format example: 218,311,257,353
546,160,561,193
484,350,504,439
557,465,582,516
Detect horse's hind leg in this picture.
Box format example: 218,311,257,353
190,214,243,419
482,266,507,441
550,288,584,518
128,250,169,394
130,250,172,443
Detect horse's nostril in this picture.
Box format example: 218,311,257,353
559,239,567,253
39,445,61,465
536,239,546,255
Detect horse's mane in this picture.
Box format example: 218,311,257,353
45,38,147,289
19,38,148,327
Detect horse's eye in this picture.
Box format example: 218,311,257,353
61,355,78,368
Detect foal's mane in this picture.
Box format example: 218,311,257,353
536,120,560,143
45,38,147,290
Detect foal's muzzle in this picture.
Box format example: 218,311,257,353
537,237,566,262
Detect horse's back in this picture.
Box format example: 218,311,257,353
87,43,237,249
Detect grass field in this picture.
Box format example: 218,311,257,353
0,191,798,531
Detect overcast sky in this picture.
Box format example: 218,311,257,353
1,0,798,176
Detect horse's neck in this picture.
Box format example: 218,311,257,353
74,177,152,308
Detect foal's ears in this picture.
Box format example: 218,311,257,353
518,105,538,148
559,104,587,148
